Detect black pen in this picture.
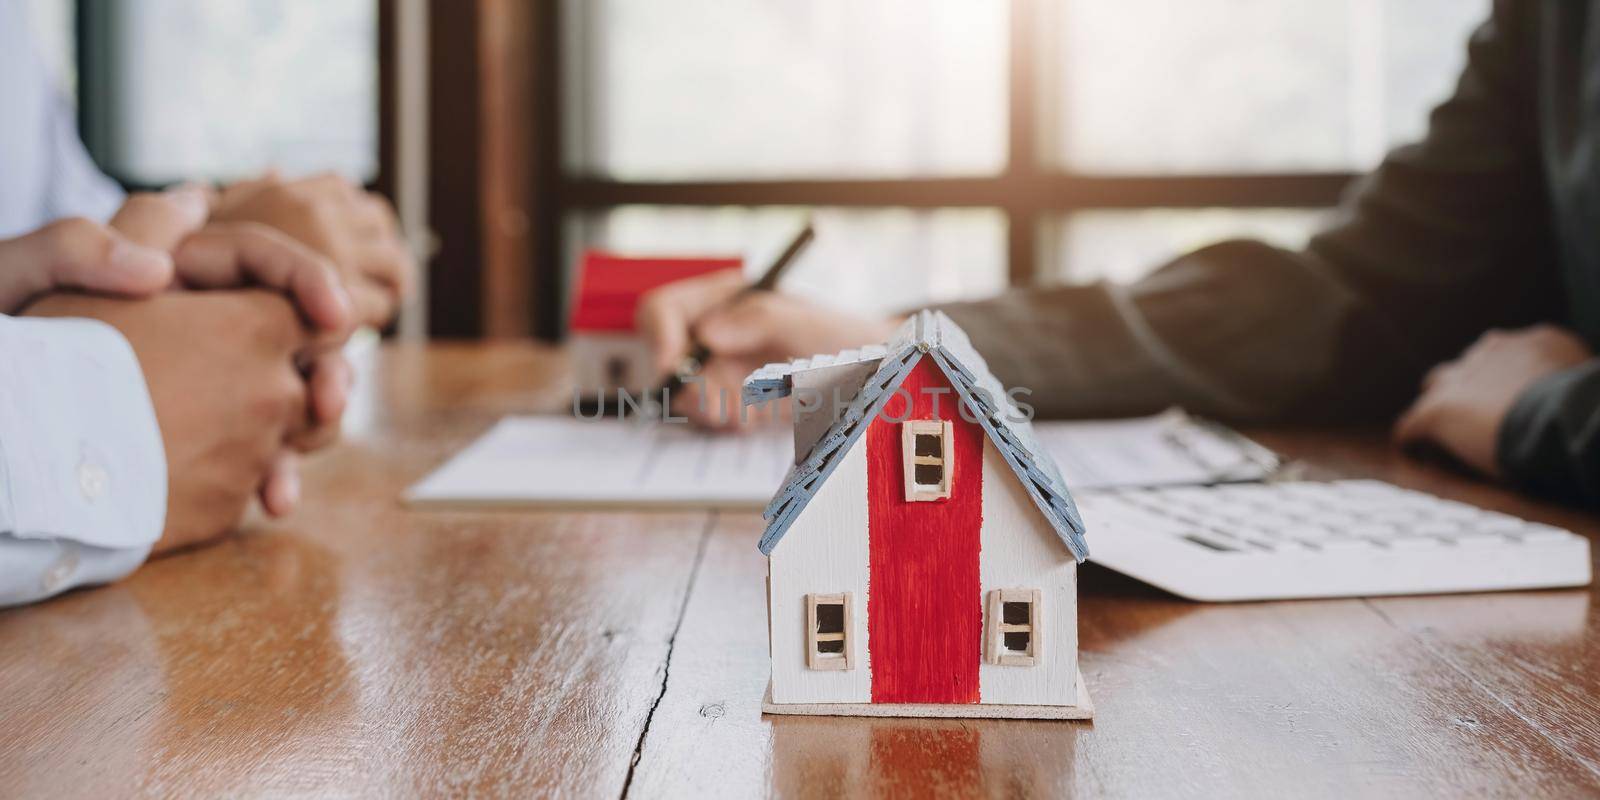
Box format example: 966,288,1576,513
656,220,816,404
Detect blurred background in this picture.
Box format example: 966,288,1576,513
27,0,1489,339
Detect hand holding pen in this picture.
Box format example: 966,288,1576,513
634,220,903,430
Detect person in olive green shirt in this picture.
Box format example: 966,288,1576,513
637,0,1600,505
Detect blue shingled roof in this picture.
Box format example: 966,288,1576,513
742,310,1089,562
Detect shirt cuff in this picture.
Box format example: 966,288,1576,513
0,314,166,592
1496,360,1600,502
0,535,152,607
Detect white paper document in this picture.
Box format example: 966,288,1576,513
405,409,1278,510
405,417,796,509
1034,408,1279,490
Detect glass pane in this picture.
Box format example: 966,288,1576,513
567,206,1006,319
1052,209,1333,285
90,0,377,184
815,603,844,635
1052,0,1491,172
566,0,1008,179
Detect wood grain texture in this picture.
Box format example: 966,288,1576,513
0,343,703,798
866,360,984,704
3,345,1600,798
635,431,1600,796
477,0,537,338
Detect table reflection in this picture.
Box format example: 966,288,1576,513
770,714,1079,798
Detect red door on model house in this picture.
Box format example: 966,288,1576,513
866,359,985,704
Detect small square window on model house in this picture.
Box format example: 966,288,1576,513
902,419,954,501
806,593,854,670
986,589,1040,666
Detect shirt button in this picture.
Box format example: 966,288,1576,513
42,543,80,593
78,461,109,502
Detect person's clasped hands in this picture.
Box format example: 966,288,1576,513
1,177,410,554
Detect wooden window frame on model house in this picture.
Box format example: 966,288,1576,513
902,419,954,502
986,588,1041,667
805,592,854,670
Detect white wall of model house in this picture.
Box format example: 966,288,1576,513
977,441,1079,705
769,440,871,705
569,333,654,395
768,432,1078,706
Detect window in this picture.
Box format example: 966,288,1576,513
1051,0,1487,173
563,0,1006,179
1050,208,1333,285
986,588,1040,667
605,356,629,387
566,206,1006,318
550,0,1492,334
805,593,854,670
77,0,378,185
902,420,953,502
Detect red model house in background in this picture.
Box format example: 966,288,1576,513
747,311,1092,719
568,249,742,394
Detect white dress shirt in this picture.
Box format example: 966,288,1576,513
1,0,164,606
0,315,167,606
0,0,124,238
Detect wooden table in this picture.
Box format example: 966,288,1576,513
3,342,1598,798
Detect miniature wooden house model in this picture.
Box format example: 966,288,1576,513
745,311,1092,719
568,250,742,395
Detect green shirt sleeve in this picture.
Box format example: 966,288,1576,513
934,2,1560,428
1497,361,1600,503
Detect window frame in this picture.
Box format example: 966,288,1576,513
75,0,385,191
805,592,855,671
69,1,1370,340
902,419,954,502
986,588,1040,667
71,1,1371,340
550,0,1355,333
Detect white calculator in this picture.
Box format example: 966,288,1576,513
1075,480,1593,601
